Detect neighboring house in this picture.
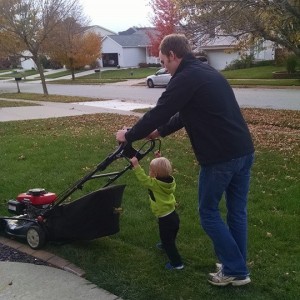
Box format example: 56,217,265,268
19,25,275,71
100,27,158,68
198,36,275,70
82,25,118,68
101,27,275,70
251,40,275,61
20,25,117,70
85,25,117,37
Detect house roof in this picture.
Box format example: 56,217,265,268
118,27,138,35
199,36,239,50
86,25,117,35
107,34,150,47
118,27,156,36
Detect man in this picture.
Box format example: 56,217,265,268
116,34,254,286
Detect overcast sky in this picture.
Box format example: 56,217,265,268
80,0,153,33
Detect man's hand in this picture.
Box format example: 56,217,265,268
130,156,139,168
116,129,127,143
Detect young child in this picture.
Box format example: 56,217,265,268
130,153,184,270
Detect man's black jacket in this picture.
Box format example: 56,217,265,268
125,54,254,165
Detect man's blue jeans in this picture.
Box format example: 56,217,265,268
198,153,254,277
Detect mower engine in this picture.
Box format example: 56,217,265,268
8,188,57,216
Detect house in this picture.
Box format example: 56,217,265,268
100,27,158,68
19,26,153,70
85,25,117,37
198,36,275,70
101,27,275,70
20,24,275,71
20,25,117,70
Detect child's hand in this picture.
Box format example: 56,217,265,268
154,150,161,158
130,156,139,168
147,129,160,140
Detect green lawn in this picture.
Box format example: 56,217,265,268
0,69,39,78
221,65,300,86
81,67,159,79
0,109,299,300
43,69,87,79
62,66,300,86
227,78,300,86
221,66,287,79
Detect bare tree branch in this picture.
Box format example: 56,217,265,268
0,0,87,95
175,0,300,57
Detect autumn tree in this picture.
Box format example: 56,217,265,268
148,0,182,56
46,17,101,80
175,0,300,58
0,0,86,95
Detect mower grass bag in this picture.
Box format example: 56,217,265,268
44,185,125,242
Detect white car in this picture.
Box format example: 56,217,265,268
146,68,171,88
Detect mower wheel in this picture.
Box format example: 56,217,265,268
26,225,46,249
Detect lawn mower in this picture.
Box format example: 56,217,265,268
0,139,160,249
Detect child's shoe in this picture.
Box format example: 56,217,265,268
165,262,184,270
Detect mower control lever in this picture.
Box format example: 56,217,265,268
119,139,158,160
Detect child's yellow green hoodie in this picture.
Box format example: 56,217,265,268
132,165,176,218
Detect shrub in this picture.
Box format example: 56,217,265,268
0,58,11,69
253,60,275,67
89,60,99,69
224,54,254,70
138,62,161,68
0,55,19,69
286,55,297,73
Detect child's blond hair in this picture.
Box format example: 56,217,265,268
150,157,172,178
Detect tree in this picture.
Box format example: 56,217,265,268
175,0,300,58
46,18,101,80
0,0,86,95
148,0,182,56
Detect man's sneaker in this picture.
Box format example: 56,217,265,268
209,263,223,276
208,270,251,286
165,262,184,270
156,242,164,251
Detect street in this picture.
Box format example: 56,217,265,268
0,80,299,110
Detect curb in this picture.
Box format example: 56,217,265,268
0,236,85,277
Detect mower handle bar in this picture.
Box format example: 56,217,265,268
96,139,159,171
52,139,160,207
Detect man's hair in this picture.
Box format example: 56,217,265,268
159,34,192,58
150,157,172,178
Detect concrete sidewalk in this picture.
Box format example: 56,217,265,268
2,67,127,84
0,236,122,300
0,98,146,122
0,262,121,300
26,68,100,83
